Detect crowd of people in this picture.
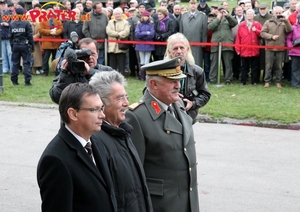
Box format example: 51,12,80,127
1,0,300,88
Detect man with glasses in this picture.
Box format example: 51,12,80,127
49,38,113,105
89,71,153,212
37,83,117,212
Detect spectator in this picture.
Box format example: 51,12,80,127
235,9,262,85
221,1,230,13
253,0,260,14
283,0,297,19
208,6,237,84
38,4,63,76
89,71,153,212
254,2,272,83
127,7,140,77
197,0,211,15
82,1,109,65
105,0,114,8
26,10,43,75
153,7,175,61
261,6,293,88
135,10,155,80
106,7,130,75
180,0,207,67
181,5,188,14
31,0,39,9
231,5,245,80
75,1,84,13
138,0,155,10
203,12,214,82
288,2,300,25
84,0,93,13
286,13,300,88
49,38,113,104
125,57,200,212
37,83,117,212
63,8,85,39
62,0,71,11
129,0,138,8
165,33,211,123
0,0,13,74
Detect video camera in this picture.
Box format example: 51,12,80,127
183,89,199,107
64,48,92,75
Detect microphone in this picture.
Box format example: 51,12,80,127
64,48,77,63
70,31,79,43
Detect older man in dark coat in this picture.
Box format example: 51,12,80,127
180,0,207,68
126,57,199,212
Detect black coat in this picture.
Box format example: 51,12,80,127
154,17,175,57
63,20,85,39
181,62,211,122
93,121,153,212
37,125,117,212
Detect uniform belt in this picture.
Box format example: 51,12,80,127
13,40,28,44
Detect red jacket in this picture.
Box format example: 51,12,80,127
235,20,262,57
288,11,298,26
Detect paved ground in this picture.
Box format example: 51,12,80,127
0,104,299,212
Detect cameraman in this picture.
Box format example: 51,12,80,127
50,38,113,104
165,33,211,124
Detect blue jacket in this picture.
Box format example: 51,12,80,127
135,21,155,52
0,10,13,39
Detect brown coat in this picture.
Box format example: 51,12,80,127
106,19,130,53
38,18,63,50
31,22,42,67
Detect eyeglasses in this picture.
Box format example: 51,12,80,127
78,105,105,113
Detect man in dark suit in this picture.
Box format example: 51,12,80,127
37,83,117,212
125,57,199,212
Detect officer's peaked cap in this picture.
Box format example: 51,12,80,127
141,57,186,80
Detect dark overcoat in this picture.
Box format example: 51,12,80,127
125,90,199,212
93,121,153,212
180,11,207,67
37,126,117,212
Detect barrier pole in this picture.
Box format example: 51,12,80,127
217,42,222,86
104,38,108,66
0,26,3,92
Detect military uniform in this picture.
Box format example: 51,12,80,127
10,8,34,86
125,57,199,212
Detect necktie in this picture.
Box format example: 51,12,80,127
168,106,178,119
85,142,93,160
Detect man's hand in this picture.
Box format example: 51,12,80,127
77,59,90,75
272,35,279,40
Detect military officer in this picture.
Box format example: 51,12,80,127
125,57,199,212
10,7,34,86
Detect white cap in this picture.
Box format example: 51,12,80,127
129,0,138,3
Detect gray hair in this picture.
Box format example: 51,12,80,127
246,9,255,14
89,71,127,105
272,6,284,13
164,33,195,65
113,7,123,15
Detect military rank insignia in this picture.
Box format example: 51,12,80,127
151,101,161,114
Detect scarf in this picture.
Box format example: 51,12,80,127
159,15,169,32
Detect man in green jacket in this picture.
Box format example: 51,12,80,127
208,6,237,84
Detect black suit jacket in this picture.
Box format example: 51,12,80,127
37,126,117,212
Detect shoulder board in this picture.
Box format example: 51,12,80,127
199,11,206,15
128,102,141,111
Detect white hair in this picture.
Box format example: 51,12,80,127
246,9,255,14
272,6,283,13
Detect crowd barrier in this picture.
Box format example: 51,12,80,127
33,38,298,84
